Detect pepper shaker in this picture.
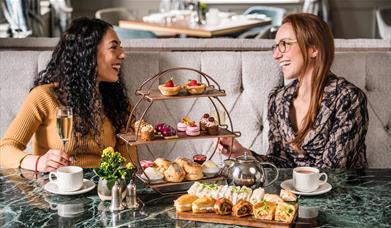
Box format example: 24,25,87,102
110,180,124,212
125,180,139,209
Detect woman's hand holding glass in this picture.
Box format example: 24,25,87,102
36,149,71,172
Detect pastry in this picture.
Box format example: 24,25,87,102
199,113,210,131
206,117,219,135
184,79,206,95
134,119,147,132
232,200,253,217
249,187,265,205
214,198,233,215
154,158,172,173
174,157,193,168
280,189,297,202
202,160,220,177
275,202,297,223
164,162,186,182
186,121,200,136
140,124,154,141
174,194,199,212
253,200,277,220
158,78,181,96
185,162,203,180
192,196,216,213
175,157,203,180
263,193,284,204
141,167,164,182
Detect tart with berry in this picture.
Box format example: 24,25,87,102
184,79,206,95
158,78,181,96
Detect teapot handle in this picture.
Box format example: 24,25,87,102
258,162,279,187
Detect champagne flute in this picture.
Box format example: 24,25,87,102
210,106,226,168
56,106,73,164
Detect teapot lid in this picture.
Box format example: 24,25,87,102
236,151,256,163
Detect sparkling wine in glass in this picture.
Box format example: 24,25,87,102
56,107,73,162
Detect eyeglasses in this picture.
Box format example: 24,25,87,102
271,40,297,53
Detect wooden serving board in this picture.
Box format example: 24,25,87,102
176,211,295,228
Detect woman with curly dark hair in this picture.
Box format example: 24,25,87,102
0,17,136,172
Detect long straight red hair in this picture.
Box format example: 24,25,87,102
283,13,335,150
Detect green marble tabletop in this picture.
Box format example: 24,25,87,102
0,168,390,228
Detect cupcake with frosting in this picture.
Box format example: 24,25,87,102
206,117,219,135
134,119,147,132
199,113,210,131
140,124,154,141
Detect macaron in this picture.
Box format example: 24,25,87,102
186,125,200,136
177,122,187,132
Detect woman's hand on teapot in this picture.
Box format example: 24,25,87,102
217,137,249,158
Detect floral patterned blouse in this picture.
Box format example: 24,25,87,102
254,74,368,169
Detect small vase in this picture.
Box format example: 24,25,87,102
97,177,126,201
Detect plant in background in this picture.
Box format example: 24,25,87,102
94,147,135,181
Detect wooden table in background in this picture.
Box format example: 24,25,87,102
119,17,271,38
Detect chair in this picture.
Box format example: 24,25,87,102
376,8,391,39
95,8,156,39
95,8,136,26
239,6,287,39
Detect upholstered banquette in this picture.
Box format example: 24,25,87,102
0,38,390,168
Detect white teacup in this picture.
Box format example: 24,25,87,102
293,167,327,193
49,166,83,192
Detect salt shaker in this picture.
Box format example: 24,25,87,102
110,180,124,212
125,180,139,209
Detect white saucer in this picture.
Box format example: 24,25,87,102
44,179,95,195
280,179,332,196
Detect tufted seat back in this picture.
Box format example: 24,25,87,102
0,39,390,168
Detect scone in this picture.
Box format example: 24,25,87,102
159,78,181,96
164,162,186,182
175,157,204,180
175,157,193,167
174,194,199,212
154,158,172,173
184,79,206,95
253,200,276,220
275,202,297,223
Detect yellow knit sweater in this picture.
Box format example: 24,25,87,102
0,84,137,168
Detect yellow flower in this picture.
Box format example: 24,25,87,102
126,162,134,170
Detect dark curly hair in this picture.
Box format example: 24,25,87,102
32,17,130,142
